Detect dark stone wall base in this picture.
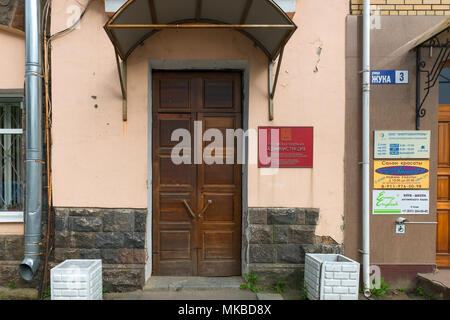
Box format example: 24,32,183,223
52,207,148,292
0,261,39,288
244,207,343,288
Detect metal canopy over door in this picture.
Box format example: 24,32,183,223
438,104,450,267
152,72,242,276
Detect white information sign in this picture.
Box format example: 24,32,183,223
396,224,406,234
373,190,429,215
374,131,430,159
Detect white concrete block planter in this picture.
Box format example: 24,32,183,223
305,254,360,300
51,259,102,300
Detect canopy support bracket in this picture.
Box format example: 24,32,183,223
415,27,449,129
115,48,128,122
269,46,284,121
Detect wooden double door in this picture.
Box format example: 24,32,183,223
152,72,242,276
438,104,450,267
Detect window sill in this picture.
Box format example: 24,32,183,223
0,211,24,223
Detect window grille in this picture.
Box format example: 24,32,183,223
0,101,23,215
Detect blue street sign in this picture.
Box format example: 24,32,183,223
371,70,408,85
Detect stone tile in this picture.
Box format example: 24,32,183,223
276,244,304,264
103,266,145,292
273,225,288,243
80,249,101,259
69,216,102,232
55,215,68,232
249,225,273,244
101,249,119,264
321,244,344,254
267,208,296,225
248,208,267,224
54,208,69,217
123,232,145,249
68,208,103,217
134,211,147,232
71,232,95,249
11,1,24,31
305,209,320,225
54,248,80,262
104,212,134,232
54,232,70,248
301,244,321,254
103,212,116,232
288,225,316,244
118,249,134,264
0,5,13,27
95,232,125,249
3,237,23,261
249,244,275,263
133,249,146,264
295,208,306,225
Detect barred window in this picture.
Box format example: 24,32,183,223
0,99,23,222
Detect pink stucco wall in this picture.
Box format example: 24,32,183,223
51,0,348,242
0,29,24,89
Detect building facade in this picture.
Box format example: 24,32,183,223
0,0,448,292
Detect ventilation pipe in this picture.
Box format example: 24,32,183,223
361,0,371,297
19,0,43,281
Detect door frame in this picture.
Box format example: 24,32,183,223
145,60,250,281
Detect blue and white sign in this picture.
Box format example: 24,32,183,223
371,70,409,84
374,130,430,159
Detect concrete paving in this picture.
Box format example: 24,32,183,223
256,293,283,300
104,277,259,300
144,276,244,291
104,288,258,300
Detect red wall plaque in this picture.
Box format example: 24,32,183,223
258,127,313,168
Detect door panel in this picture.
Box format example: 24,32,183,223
197,113,242,276
152,112,196,276
152,72,242,276
437,105,450,267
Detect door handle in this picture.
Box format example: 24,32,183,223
198,200,212,218
182,200,196,219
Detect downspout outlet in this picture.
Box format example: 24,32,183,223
20,257,40,281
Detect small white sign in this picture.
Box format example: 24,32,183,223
395,70,408,84
373,190,429,215
374,130,430,159
396,224,406,234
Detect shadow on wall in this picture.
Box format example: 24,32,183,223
439,67,450,104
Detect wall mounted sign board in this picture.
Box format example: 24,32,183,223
374,160,429,189
258,127,313,168
373,190,429,215
371,70,409,84
374,130,430,159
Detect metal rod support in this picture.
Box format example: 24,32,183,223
404,221,438,225
114,49,128,121
268,47,285,121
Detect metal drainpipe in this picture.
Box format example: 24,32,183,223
19,0,43,281
361,0,371,297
